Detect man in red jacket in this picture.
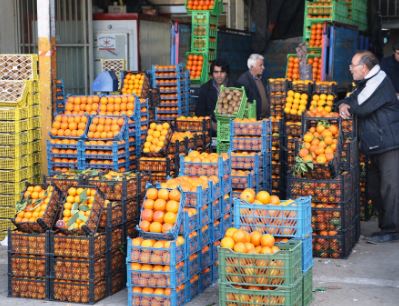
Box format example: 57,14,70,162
338,50,399,243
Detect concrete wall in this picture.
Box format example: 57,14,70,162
0,0,18,53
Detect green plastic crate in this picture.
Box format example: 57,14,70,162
303,267,313,306
244,101,257,119
218,240,302,289
217,141,230,153
286,53,321,81
186,51,209,85
352,8,367,31
191,11,219,25
219,278,303,306
216,117,232,142
215,86,248,119
186,0,223,15
191,36,217,53
192,23,218,38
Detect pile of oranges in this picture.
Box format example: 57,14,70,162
64,95,100,115
239,189,281,205
309,23,324,47
143,122,171,154
50,115,89,138
121,73,147,96
15,185,54,223
49,138,78,146
186,0,216,10
87,116,125,139
299,122,339,164
286,56,300,80
307,93,337,117
139,188,181,234
186,54,204,80
59,187,96,230
284,90,308,116
98,95,136,116
220,228,279,254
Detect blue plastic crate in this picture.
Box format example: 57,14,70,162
211,218,223,242
231,135,271,152
200,245,212,270
211,198,222,220
127,285,187,306
86,115,129,141
201,225,211,246
179,153,231,179
233,197,312,238
188,274,200,301
47,139,81,150
222,178,232,195
188,252,200,277
137,186,185,240
231,170,256,190
211,181,222,201
87,160,129,171
199,265,213,292
187,230,200,255
222,211,233,233
126,237,186,265
82,139,128,151
183,184,211,208
200,203,211,226
221,195,232,215
49,114,91,140
179,210,200,234
126,260,186,288
231,153,261,170
212,243,218,264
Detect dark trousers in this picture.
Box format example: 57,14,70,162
368,149,399,232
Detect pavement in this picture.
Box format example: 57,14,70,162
0,218,398,305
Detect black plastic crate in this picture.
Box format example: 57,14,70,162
50,278,107,304
311,198,356,235
341,138,359,171
288,171,353,204
107,269,126,296
8,277,50,299
8,229,50,256
8,254,49,278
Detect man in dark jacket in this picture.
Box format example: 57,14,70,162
195,59,230,135
236,54,269,119
338,50,399,243
380,42,399,95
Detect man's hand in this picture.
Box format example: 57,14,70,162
339,103,351,119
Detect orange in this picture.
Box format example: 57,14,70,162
260,234,275,248
141,209,153,222
152,210,165,223
162,223,173,233
153,199,166,211
233,242,247,253
169,189,181,201
146,188,158,200
143,199,154,210
239,188,255,203
256,191,271,204
232,229,247,243
270,195,280,205
166,200,179,213
220,237,235,249
250,231,262,247
163,212,177,224
224,227,238,238
157,189,169,200
149,221,162,233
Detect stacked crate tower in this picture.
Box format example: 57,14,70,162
0,54,42,238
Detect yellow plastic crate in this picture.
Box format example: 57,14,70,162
0,131,28,145
27,163,41,178
0,54,39,81
0,207,16,219
0,155,29,170
29,151,41,165
0,168,30,182
0,119,29,133
28,129,41,142
0,107,29,121
0,218,15,233
0,80,31,107
28,140,41,153
0,180,27,196
0,194,19,208
28,104,40,117
0,143,29,158
28,116,40,129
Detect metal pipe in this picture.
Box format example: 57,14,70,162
88,0,94,94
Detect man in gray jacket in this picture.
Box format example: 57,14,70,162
338,50,399,243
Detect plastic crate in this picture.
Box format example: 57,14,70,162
300,236,313,272
231,152,261,170
191,36,217,53
244,101,257,119
0,106,29,121
217,117,232,142
8,277,49,299
288,171,353,203
0,155,29,170
211,218,223,241
13,184,62,233
216,141,231,153
127,260,186,288
303,267,313,306
233,197,312,238
231,170,256,190
127,237,186,264
0,180,27,196
179,153,231,179
232,119,272,137
127,285,187,306
215,86,248,119
186,0,222,15
8,254,49,278
218,239,302,288
8,230,49,256
218,278,303,306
